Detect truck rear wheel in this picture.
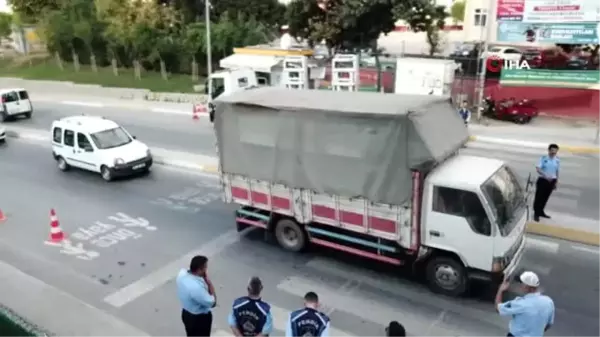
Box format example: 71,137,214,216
425,256,467,297
274,219,307,252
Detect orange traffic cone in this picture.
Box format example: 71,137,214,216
48,209,66,242
0,209,6,222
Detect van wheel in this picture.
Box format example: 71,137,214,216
0,112,7,122
100,165,113,182
24,112,32,119
274,219,307,252
425,256,467,297
57,156,70,171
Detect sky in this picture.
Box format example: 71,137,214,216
0,0,10,13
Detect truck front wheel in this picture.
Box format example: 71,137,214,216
425,256,467,297
274,219,307,253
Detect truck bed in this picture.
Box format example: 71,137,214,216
221,173,414,246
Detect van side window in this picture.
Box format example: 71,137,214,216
64,130,75,147
77,132,92,150
432,186,491,236
52,127,62,143
18,91,29,100
2,92,18,103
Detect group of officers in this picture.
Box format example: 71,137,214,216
176,255,406,337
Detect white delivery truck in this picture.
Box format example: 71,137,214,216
213,87,527,297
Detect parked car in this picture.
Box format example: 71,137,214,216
482,46,523,62
0,88,33,122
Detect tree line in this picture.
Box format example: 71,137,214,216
6,0,450,78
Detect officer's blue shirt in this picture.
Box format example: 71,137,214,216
537,155,560,179
285,308,330,337
458,107,471,122
228,296,273,336
498,292,555,337
176,269,215,314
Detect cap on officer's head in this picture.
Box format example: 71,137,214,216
519,271,540,287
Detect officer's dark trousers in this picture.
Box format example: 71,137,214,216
182,310,213,336
533,177,556,217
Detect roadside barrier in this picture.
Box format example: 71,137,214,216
0,303,53,336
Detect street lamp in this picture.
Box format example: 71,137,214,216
205,0,213,101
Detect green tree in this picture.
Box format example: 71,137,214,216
450,1,465,23
0,12,12,41
213,0,286,28
182,22,207,79
7,0,59,23
400,1,448,55
286,0,396,52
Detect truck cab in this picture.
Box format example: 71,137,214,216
420,155,527,295
206,69,261,100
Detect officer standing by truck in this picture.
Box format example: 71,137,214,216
286,292,330,337
228,277,273,336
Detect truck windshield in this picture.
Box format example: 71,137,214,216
210,77,225,99
481,166,525,236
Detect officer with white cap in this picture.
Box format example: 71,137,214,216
495,271,555,337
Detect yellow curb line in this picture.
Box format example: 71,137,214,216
527,221,600,246
468,135,599,154
202,165,219,174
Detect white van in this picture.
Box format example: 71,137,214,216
0,88,33,121
51,116,153,181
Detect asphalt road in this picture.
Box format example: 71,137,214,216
0,140,598,336
18,100,215,156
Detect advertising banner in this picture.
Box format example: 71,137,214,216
500,69,600,89
522,0,600,23
497,0,525,21
497,22,600,44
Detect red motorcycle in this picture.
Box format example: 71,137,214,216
481,97,539,124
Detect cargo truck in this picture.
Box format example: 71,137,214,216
213,87,528,297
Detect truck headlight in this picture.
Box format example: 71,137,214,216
114,158,125,165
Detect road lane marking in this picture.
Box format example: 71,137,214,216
276,275,482,336
304,258,506,329
525,237,560,254
103,226,255,308
61,101,104,108
151,108,192,115
571,244,600,255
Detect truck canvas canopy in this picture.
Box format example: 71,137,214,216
214,87,469,205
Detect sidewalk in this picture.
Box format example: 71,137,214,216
469,118,600,154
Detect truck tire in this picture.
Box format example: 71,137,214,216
425,256,467,297
274,219,307,253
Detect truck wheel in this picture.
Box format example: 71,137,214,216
274,219,307,252
425,256,467,297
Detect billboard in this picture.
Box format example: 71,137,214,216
497,22,600,44
498,0,600,23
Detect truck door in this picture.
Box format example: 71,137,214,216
424,186,494,272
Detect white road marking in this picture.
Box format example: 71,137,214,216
103,226,255,308
212,329,233,336
571,244,600,255
61,101,104,108
151,108,192,115
17,132,50,143
304,258,506,329
276,275,495,335
525,237,560,254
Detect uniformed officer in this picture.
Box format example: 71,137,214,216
286,292,330,337
533,143,560,222
228,277,273,337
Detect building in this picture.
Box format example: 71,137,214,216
462,0,497,42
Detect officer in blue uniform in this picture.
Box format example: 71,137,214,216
458,100,471,125
533,143,560,222
286,292,330,337
228,277,273,337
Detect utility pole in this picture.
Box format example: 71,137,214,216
205,0,213,102
475,0,495,122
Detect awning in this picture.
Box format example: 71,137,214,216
219,54,281,72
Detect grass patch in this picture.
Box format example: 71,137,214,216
0,56,202,93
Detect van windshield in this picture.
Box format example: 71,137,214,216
90,127,132,149
481,166,526,236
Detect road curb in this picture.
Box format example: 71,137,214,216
468,135,600,154
526,221,600,246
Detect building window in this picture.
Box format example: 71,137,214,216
474,9,487,26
